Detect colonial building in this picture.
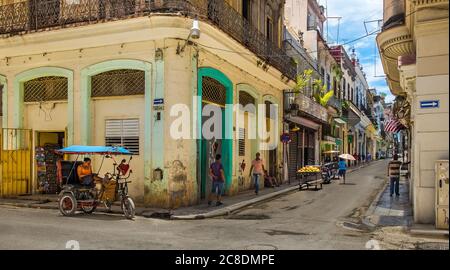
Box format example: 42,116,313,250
377,0,449,225
0,0,296,207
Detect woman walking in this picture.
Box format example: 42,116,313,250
249,152,265,195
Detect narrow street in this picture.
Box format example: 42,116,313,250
0,161,388,250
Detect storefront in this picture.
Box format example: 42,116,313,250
286,116,321,182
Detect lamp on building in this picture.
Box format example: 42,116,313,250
291,125,300,132
177,17,201,55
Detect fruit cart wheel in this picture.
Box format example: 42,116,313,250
59,193,77,216
121,197,135,219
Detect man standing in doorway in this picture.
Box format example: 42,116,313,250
388,154,402,197
208,154,225,206
249,152,265,195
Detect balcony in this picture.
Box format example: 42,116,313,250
377,0,414,96
382,0,405,30
285,92,328,123
327,95,342,113
0,0,297,80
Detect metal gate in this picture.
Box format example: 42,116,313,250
0,128,32,197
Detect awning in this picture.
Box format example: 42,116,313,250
334,117,347,125
56,145,133,155
286,115,321,131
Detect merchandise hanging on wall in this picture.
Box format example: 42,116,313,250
35,144,60,194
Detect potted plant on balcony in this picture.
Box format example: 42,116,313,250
293,69,313,93
312,79,334,107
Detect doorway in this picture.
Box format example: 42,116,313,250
200,76,227,200
35,131,65,194
198,68,233,200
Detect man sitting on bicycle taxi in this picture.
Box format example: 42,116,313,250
77,157,94,187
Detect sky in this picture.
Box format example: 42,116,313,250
317,0,395,103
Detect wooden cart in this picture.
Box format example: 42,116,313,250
297,171,323,190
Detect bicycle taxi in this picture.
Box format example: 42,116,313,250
56,145,135,219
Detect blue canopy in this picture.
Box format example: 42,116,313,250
56,145,133,155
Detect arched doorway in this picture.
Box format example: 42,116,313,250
265,100,278,178
197,68,233,199
237,87,258,191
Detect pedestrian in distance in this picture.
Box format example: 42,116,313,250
249,152,265,195
338,158,347,184
388,154,402,197
208,154,225,206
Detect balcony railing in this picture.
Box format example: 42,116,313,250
327,95,342,112
0,0,297,80
285,92,328,123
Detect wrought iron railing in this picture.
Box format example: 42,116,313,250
284,91,328,123
327,95,342,112
0,0,297,80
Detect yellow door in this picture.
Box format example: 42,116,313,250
0,129,32,196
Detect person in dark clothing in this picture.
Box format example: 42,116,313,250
208,154,225,206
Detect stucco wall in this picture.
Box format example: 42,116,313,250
412,19,449,224
92,96,146,203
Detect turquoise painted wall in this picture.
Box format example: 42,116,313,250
198,67,233,193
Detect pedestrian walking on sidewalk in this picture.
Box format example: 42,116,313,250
249,152,265,195
388,154,402,197
338,158,347,184
208,154,225,206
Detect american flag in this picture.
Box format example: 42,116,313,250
384,118,405,133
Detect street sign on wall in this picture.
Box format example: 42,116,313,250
420,100,440,109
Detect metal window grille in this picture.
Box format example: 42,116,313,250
23,76,68,102
238,127,245,156
105,118,139,154
202,76,226,106
91,69,145,98
239,91,255,107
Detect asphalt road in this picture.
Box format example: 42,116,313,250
0,161,388,250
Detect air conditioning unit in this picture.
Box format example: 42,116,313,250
435,160,449,230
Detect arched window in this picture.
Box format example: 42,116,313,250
24,76,68,102
202,76,226,106
91,69,145,97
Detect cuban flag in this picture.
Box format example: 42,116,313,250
384,118,405,133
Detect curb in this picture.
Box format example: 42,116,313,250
409,228,449,237
361,179,390,229
170,185,300,220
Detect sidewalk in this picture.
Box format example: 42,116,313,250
0,160,381,219
363,177,413,229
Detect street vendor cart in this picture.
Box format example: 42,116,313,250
297,165,323,190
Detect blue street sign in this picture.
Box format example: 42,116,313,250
153,98,164,105
420,100,439,109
